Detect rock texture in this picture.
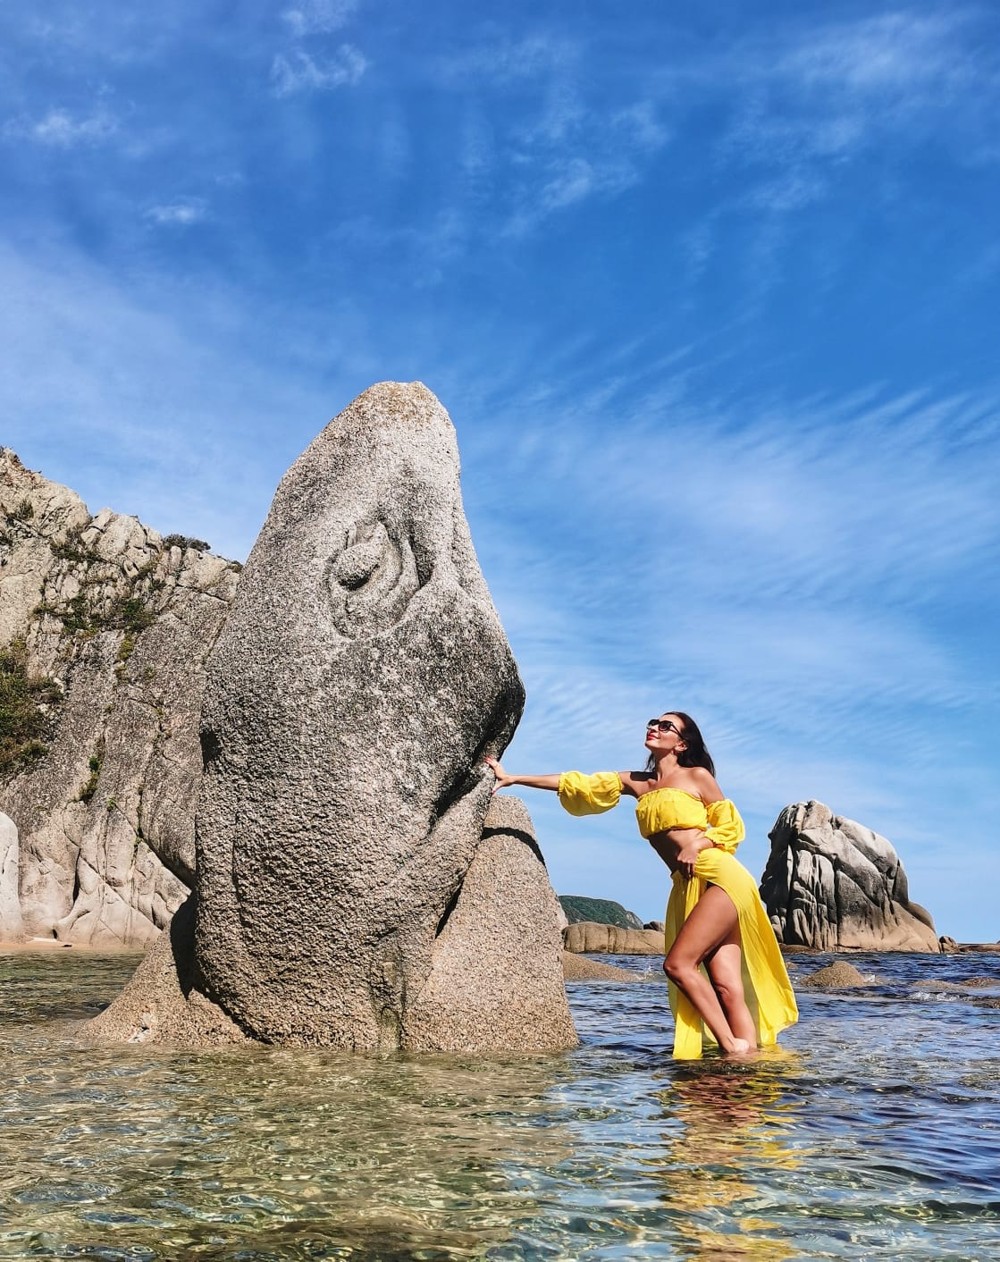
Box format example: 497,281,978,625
404,796,576,1051
120,379,570,1053
563,922,664,954
800,961,871,988
0,450,241,946
91,796,577,1051
562,952,643,982
84,894,246,1046
761,800,939,952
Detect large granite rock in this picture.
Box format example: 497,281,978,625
0,450,240,945
90,381,574,1052
761,800,939,952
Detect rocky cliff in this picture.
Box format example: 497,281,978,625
760,800,938,952
0,449,240,946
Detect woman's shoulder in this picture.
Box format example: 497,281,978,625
685,765,725,803
618,770,655,799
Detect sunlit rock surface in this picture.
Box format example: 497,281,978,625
563,922,664,954
0,449,240,946
761,800,939,952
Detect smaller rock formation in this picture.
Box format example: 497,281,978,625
761,801,939,952
559,895,643,929
404,796,576,1052
563,922,664,954
562,953,643,982
84,895,246,1046
800,961,871,988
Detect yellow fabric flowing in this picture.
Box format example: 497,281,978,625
665,850,798,1059
557,771,798,1059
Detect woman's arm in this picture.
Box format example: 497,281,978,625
672,831,715,879
485,757,561,792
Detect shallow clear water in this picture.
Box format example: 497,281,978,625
2,950,999,1260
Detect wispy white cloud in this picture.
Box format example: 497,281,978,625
612,101,671,152
775,11,974,96
327,208,468,285
270,45,368,96
715,8,999,189
144,198,207,226
437,33,578,86
282,0,361,37
436,30,670,233
3,106,118,147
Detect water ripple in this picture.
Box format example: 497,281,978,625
1,950,999,1259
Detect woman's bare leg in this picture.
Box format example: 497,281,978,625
664,885,751,1054
705,937,757,1047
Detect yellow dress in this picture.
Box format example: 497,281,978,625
559,771,798,1059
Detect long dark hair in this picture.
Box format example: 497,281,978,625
645,710,716,776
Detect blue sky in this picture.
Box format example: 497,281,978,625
3,1,998,938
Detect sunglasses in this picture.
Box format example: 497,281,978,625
646,719,681,735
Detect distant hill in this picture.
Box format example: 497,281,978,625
558,895,644,929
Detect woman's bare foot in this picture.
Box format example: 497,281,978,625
724,1038,754,1056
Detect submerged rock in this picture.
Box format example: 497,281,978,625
800,961,871,988
760,801,939,953
91,382,575,1053
562,953,644,982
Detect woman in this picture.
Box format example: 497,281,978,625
486,712,797,1059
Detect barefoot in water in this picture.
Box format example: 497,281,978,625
725,1038,754,1056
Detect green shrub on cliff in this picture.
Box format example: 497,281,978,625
162,533,210,553
0,639,61,778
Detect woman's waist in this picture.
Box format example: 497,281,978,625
647,828,705,874
668,847,754,883
645,826,705,848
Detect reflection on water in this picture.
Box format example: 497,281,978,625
2,949,999,1259
653,1057,803,1260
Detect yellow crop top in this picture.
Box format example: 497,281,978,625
557,770,745,854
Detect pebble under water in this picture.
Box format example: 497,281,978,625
1,948,998,1260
